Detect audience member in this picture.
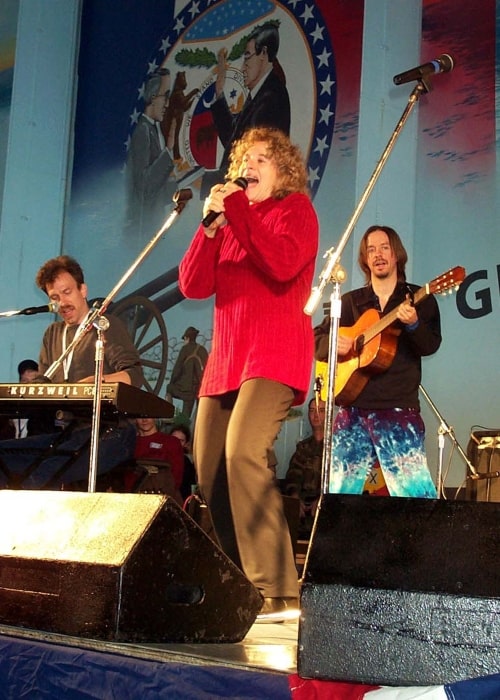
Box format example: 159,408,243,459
18,358,39,383
14,359,55,438
128,417,184,502
284,397,325,538
169,423,197,501
1,359,39,440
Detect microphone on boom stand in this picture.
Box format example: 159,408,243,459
0,301,60,318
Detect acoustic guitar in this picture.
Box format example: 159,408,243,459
315,266,466,405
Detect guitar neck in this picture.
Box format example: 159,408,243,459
362,285,428,345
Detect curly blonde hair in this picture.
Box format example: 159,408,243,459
226,127,309,200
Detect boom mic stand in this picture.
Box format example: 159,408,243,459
419,384,478,498
304,80,429,496
44,188,193,493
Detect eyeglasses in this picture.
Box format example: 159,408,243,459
155,91,170,100
243,51,256,62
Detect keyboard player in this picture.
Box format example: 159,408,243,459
0,255,144,490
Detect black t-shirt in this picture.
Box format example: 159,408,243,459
314,282,441,409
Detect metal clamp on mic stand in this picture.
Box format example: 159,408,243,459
43,187,193,493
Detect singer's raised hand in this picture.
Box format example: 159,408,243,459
202,185,226,236
202,178,248,232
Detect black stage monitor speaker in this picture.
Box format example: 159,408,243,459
298,494,500,686
0,490,262,643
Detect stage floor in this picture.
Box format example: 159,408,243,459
0,617,298,675
142,618,298,674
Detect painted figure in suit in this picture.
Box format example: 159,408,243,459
126,69,177,236
201,23,291,196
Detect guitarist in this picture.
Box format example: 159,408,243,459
314,225,441,498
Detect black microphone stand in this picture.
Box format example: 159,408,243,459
44,189,192,493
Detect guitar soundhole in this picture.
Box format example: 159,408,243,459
354,335,364,354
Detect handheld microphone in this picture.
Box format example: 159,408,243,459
202,177,248,227
393,54,454,85
20,301,60,315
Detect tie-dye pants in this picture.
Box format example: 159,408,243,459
329,406,437,498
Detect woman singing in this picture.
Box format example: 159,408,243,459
179,127,319,620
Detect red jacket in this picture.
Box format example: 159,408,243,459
179,190,318,405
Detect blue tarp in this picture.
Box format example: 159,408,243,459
0,634,291,700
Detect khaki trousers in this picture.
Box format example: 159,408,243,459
193,378,299,598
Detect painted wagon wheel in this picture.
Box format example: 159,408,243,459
110,295,168,395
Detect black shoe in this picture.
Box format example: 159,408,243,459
255,597,300,623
